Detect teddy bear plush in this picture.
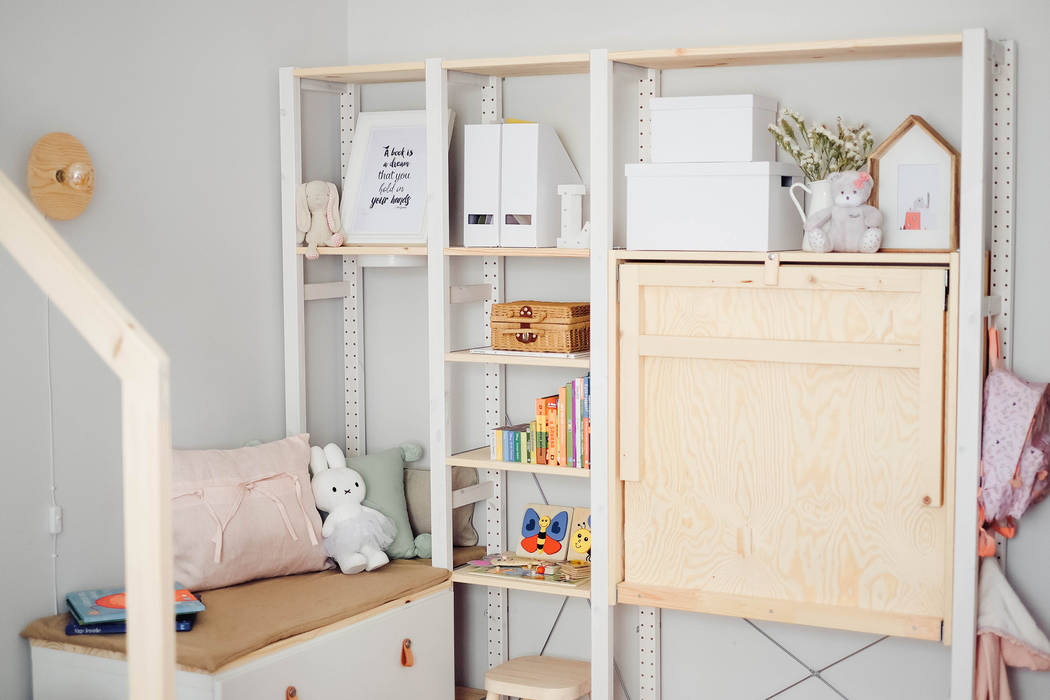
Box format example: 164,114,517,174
295,181,345,260
804,170,883,253
310,443,396,574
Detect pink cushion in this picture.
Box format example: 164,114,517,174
172,434,330,591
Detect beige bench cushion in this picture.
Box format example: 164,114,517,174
21,551,480,673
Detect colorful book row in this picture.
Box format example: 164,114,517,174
489,375,590,469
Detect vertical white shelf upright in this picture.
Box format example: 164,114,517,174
425,57,455,573
588,48,614,700
429,51,609,690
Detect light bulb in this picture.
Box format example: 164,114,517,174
57,161,94,191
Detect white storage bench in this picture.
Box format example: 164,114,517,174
22,558,469,700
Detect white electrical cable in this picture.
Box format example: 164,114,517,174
44,299,59,614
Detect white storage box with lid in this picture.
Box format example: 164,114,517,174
650,95,778,163
625,161,804,251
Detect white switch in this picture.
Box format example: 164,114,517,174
48,505,63,535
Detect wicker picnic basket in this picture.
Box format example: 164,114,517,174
490,301,590,353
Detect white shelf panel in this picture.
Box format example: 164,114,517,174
445,246,589,258
452,566,591,599
294,62,426,84
448,447,591,479
446,349,590,369
297,244,427,256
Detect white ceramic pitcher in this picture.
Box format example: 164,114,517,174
789,179,833,252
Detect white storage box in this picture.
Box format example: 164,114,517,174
650,95,778,163
625,162,804,251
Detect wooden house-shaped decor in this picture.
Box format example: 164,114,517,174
869,114,959,251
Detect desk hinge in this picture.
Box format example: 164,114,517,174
616,264,621,303
944,270,949,311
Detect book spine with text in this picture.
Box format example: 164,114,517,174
584,376,591,469
575,378,584,469
535,398,547,463
558,386,568,466
66,616,195,636
584,417,591,469
567,381,576,467
544,395,559,466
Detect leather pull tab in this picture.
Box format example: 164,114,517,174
401,638,414,667
978,528,998,558
286,686,298,700
989,326,1001,370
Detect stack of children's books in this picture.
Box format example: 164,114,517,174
64,583,205,635
489,375,590,469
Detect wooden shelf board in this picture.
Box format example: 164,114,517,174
616,581,942,640
297,245,428,256
293,35,960,84
448,447,591,479
610,34,962,70
446,349,590,369
443,53,590,77
452,567,591,599
611,250,956,265
293,62,426,84
445,246,589,258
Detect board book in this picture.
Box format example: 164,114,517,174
66,583,205,625
515,503,573,562
65,614,197,636
567,507,592,563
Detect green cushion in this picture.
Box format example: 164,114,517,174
350,446,417,559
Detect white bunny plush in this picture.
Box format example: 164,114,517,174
295,181,345,260
310,443,396,574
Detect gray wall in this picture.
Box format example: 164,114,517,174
0,2,347,698
2,1,1048,699
345,1,1050,698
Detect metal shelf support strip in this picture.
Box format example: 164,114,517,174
480,73,510,671
341,84,366,456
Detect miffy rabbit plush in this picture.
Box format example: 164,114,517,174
310,443,396,574
296,181,345,260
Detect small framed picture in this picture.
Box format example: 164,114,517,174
868,115,959,251
341,109,454,243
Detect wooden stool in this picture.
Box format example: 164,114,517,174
484,655,590,700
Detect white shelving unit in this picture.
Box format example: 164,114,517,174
426,59,600,674
280,28,1016,700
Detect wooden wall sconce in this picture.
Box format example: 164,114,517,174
27,132,94,220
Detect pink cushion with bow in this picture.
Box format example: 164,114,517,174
172,434,330,591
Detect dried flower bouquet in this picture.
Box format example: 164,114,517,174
769,109,875,182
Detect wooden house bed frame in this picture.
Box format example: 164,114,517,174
2,28,1015,700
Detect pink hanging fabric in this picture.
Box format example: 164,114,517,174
979,329,1050,546
975,558,1050,700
